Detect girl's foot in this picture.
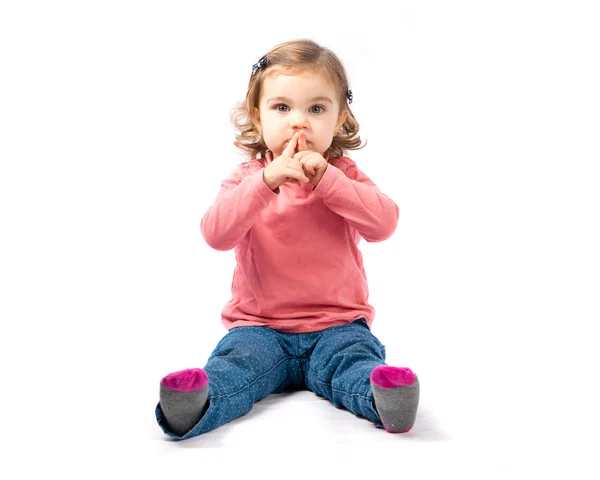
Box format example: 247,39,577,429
370,366,419,433
159,368,209,436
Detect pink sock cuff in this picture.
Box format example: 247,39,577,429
161,368,208,392
370,366,416,389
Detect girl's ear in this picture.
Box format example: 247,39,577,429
335,109,348,132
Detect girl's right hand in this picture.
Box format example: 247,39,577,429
263,132,310,191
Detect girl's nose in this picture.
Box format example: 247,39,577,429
289,112,309,129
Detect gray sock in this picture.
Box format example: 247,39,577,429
370,366,420,433
159,368,209,436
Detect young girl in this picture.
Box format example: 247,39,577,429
155,39,419,440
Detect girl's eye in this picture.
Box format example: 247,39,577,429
275,104,289,112
310,105,325,114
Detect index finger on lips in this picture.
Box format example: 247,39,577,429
297,131,308,151
282,132,300,158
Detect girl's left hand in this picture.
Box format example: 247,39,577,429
295,132,328,187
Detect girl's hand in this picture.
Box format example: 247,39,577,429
294,151,328,188
262,132,310,191
295,131,328,187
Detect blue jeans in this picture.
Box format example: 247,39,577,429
155,318,387,439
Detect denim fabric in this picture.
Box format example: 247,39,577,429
155,318,387,439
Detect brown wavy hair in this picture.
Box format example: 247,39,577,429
231,39,366,160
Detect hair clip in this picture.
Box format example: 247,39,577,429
347,89,353,104
251,55,268,75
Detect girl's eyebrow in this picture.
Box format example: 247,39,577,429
266,96,334,105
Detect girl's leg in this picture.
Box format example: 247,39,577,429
305,319,385,424
305,318,418,432
156,326,290,440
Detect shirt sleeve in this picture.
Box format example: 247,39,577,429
200,165,277,251
312,158,399,242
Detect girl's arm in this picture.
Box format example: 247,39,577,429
200,166,275,251
313,158,399,242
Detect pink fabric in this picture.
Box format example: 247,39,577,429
370,366,416,389
200,156,399,333
162,368,208,392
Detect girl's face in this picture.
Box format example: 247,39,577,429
256,70,347,158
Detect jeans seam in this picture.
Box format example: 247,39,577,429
208,356,293,399
331,386,372,402
295,334,306,378
307,369,373,402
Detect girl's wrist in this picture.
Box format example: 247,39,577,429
262,168,279,191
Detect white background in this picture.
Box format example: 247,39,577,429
1,1,599,478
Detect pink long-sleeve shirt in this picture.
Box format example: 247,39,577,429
201,156,399,333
